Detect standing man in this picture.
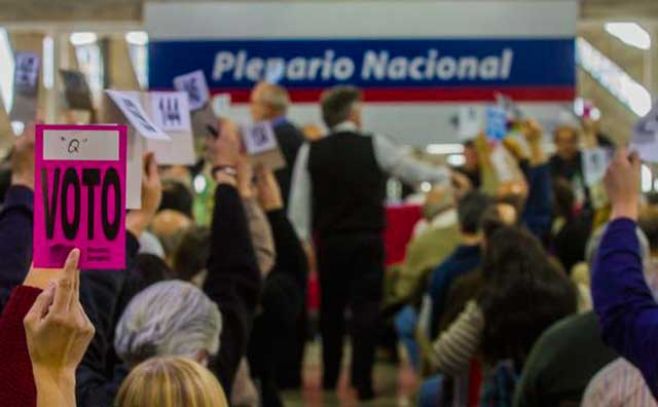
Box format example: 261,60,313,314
289,86,457,400
250,82,305,208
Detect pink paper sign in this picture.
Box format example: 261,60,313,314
34,124,127,269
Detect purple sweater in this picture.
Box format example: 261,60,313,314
592,218,658,399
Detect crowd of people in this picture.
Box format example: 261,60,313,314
0,79,656,407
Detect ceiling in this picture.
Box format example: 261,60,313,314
0,0,656,26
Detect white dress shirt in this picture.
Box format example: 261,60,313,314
288,121,451,241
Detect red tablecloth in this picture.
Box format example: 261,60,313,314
383,204,423,266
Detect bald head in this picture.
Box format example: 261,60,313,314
151,209,193,264
250,82,290,121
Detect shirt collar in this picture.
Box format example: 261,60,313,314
331,121,359,133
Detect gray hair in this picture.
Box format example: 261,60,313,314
114,281,222,365
261,84,290,114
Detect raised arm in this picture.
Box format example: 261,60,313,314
373,134,451,186
591,148,658,398
203,119,261,394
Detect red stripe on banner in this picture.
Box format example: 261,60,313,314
209,86,575,103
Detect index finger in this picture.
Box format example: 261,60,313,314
52,248,80,314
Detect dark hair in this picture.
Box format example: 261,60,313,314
134,254,173,288
552,177,575,220
320,86,362,128
159,180,194,219
639,208,658,252
479,227,577,366
172,226,210,281
457,191,493,235
481,204,510,241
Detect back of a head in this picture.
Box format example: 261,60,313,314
479,226,577,365
552,177,575,220
457,191,493,235
320,85,361,129
114,281,221,365
254,82,290,116
159,179,194,219
151,209,193,259
116,356,228,407
173,226,210,282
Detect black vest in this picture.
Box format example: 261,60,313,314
308,131,386,237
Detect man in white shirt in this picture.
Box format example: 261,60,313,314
288,85,459,400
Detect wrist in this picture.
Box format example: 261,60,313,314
611,202,639,221
33,366,76,388
11,174,34,190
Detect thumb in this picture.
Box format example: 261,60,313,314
25,281,56,324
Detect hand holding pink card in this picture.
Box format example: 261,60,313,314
33,124,127,269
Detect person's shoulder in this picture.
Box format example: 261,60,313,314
535,311,598,348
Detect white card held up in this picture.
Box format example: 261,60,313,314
581,147,610,187
14,52,40,91
458,106,482,140
150,91,191,132
631,101,658,163
106,90,169,140
241,121,285,170
173,70,210,111
243,122,278,155
145,92,195,165
10,52,40,124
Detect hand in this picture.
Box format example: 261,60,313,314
141,152,162,218
604,147,640,220
256,166,283,211
11,122,36,190
520,119,542,145
450,171,472,201
205,118,241,168
126,152,162,237
520,119,546,165
24,249,95,405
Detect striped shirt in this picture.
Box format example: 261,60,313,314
582,358,658,407
429,300,484,376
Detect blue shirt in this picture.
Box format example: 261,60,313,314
428,244,482,337
592,218,658,400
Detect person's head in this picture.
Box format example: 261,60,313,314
457,191,493,238
553,125,580,160
481,202,518,246
422,185,454,220
151,209,193,264
134,254,173,288
173,226,210,283
116,356,228,407
114,281,221,367
249,81,290,122
320,85,363,129
159,179,194,219
552,177,575,220
462,140,479,171
479,226,577,365
639,207,658,257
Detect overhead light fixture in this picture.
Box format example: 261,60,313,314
70,32,97,47
126,31,148,46
604,22,651,50
425,143,464,155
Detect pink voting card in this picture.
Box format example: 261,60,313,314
33,124,127,269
